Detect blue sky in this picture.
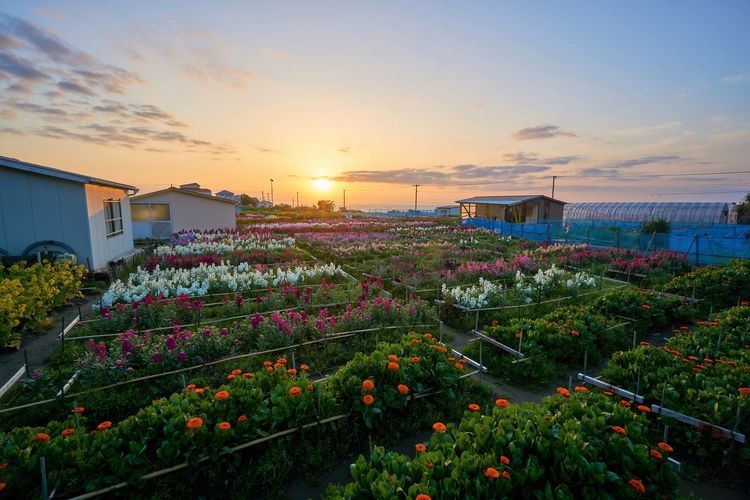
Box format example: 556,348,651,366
1,1,748,208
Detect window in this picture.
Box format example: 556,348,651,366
131,203,170,222
104,199,124,237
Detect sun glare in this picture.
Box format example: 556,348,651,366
313,178,333,191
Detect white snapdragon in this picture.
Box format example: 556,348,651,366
441,277,503,309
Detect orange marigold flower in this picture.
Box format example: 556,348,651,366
502,470,510,480
611,426,627,436
398,384,410,395
411,338,421,344
227,374,236,380
571,330,580,337
574,386,588,393
186,383,196,389
186,417,203,429
61,428,75,436
454,362,464,370
287,368,297,375
96,421,112,431
500,455,510,465
307,385,314,392
195,388,204,395
72,406,85,414
415,494,431,500
231,369,242,376
218,422,231,431
637,405,652,413
448,357,455,362
556,387,570,397
243,372,254,379
362,394,375,405
628,478,645,494
484,467,500,479
0,483,5,492
432,422,447,433
263,361,273,367
688,355,699,361
415,443,427,453
276,358,287,365
657,442,674,453
411,357,420,364
641,304,651,310
300,364,310,371
468,403,480,412
215,390,230,401
237,415,248,423
289,386,302,397
650,449,663,460
739,387,750,395
362,379,375,392
266,366,273,372
603,391,613,397
640,341,650,346
425,461,433,469
388,354,399,362
388,361,400,372
619,400,631,408
423,333,433,339
432,345,447,353
495,398,510,408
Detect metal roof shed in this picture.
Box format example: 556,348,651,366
455,195,566,223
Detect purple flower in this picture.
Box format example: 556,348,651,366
251,314,264,328
177,351,187,362
166,336,177,351
152,353,162,363
203,327,212,338
220,328,228,337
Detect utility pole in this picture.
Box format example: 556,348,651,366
269,178,274,205
343,189,346,211
296,192,299,208
414,184,419,212
551,176,557,199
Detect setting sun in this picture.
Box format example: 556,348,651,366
312,178,333,191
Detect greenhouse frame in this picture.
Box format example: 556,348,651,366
563,202,735,225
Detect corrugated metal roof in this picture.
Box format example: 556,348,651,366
455,195,565,205
132,187,238,205
0,155,137,191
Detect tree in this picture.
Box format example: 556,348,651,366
737,193,750,224
239,194,259,207
317,200,336,212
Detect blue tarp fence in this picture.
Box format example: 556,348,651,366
463,218,750,265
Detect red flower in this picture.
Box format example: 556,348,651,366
495,398,509,408
96,421,112,431
363,394,375,405
186,383,196,389
628,478,645,494
637,405,651,413
231,369,242,376
276,357,287,365
388,361,400,372
650,449,663,460
287,368,297,376
397,384,410,395
468,403,480,412
388,354,399,362
218,421,231,431
61,428,75,436
657,442,674,453
739,387,750,395
611,426,627,436
411,357,420,364
556,387,570,397
423,333,433,339
432,422,447,433
307,385,314,392
502,470,510,480
300,364,310,371
574,386,588,393
215,390,229,401
288,386,302,397
186,417,203,429
263,361,273,367
362,379,375,392
415,495,431,500
415,443,427,453
619,400,631,408
454,362,464,370
484,467,500,479
641,304,651,310
243,372,254,379
72,406,85,414
500,455,510,465
237,415,248,423
602,391,613,397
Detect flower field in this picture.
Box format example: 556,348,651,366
1,218,748,497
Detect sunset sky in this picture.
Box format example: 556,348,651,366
1,1,749,210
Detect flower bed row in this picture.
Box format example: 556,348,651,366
0,261,85,346
326,389,680,498
0,334,481,498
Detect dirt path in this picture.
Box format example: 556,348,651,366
0,294,100,386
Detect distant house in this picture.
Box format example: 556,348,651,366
179,182,212,196
0,155,138,270
130,187,237,239
256,200,273,209
455,195,565,223
434,205,460,216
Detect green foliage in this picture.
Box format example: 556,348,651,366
642,218,671,234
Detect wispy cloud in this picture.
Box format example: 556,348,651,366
612,121,682,137
249,145,282,154
721,73,750,84
334,163,552,186
512,125,577,140
337,146,351,153
578,155,681,176
501,152,580,165
0,14,234,156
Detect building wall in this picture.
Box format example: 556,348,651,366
85,184,134,270
0,167,93,264
133,191,236,234
549,202,564,220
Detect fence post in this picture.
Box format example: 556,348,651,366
695,233,700,266
40,456,49,500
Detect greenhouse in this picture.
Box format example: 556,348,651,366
563,202,735,225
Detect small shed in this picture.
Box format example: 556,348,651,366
0,155,138,270
131,187,237,239
455,195,566,223
434,205,460,216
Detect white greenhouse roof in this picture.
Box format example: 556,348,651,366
564,202,732,224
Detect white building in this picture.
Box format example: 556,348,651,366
0,155,138,270
130,187,237,239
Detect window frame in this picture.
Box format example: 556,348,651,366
104,199,124,237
